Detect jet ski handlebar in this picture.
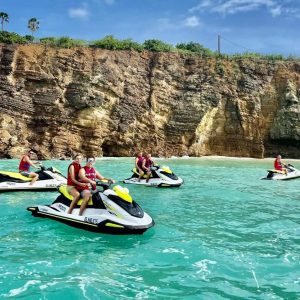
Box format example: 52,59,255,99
95,181,111,191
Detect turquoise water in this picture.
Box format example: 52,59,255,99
0,157,300,299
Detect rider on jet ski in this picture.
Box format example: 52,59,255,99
67,154,86,214
19,150,41,185
135,152,145,182
274,155,287,174
142,154,155,183
76,157,115,216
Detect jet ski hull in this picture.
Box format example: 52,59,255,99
261,165,300,180
0,181,65,192
27,185,154,235
0,168,66,192
123,166,183,187
123,178,183,187
27,206,154,234
261,171,300,180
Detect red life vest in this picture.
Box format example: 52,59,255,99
67,162,81,186
77,166,97,191
19,156,30,172
136,156,144,169
144,158,153,168
274,159,282,171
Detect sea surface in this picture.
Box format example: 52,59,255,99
0,157,300,300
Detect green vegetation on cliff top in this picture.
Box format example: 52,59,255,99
0,31,298,61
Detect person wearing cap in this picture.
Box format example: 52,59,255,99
67,154,87,214
77,157,115,216
18,150,40,185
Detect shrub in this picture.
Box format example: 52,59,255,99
56,37,86,48
91,35,144,51
23,35,34,42
176,42,213,56
40,37,57,46
0,31,27,44
91,35,122,50
143,39,174,52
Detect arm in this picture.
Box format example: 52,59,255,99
135,157,139,169
69,166,85,186
24,156,40,169
79,168,96,185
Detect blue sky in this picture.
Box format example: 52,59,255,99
1,0,300,55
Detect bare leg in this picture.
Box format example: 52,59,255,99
67,188,80,214
29,173,39,185
146,171,151,183
138,170,144,182
79,191,91,216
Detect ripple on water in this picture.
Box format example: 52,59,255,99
1,158,300,299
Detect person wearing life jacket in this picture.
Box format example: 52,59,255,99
135,152,145,182
67,154,86,214
18,150,40,185
77,157,115,216
142,153,155,183
274,155,287,174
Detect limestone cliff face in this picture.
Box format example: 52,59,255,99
0,44,300,159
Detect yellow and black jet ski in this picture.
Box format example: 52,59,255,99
27,183,154,234
123,165,183,187
0,166,67,192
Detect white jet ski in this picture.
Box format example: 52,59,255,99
261,164,300,180
0,166,67,191
123,165,183,187
27,183,154,234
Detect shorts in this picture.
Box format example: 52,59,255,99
20,171,31,177
80,189,91,198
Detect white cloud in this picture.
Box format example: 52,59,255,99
189,0,298,17
183,16,201,27
68,7,89,19
213,0,276,14
270,6,282,16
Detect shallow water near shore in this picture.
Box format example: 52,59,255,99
0,157,300,299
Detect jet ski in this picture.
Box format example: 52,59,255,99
27,183,154,234
123,165,183,187
0,166,67,191
261,164,300,180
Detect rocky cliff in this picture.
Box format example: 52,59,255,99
0,44,300,159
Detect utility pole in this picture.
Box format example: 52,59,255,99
217,34,221,55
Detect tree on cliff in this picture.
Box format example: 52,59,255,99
28,18,39,38
0,12,9,31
